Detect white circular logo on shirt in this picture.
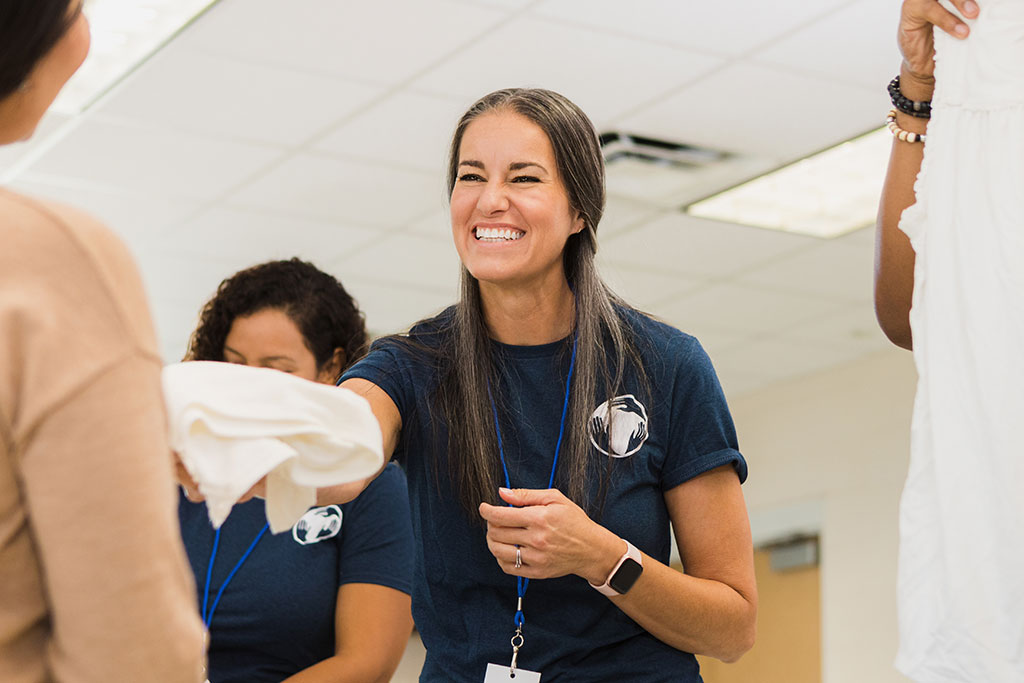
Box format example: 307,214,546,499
292,505,343,545
589,394,649,458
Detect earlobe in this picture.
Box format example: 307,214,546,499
318,348,347,384
573,216,586,235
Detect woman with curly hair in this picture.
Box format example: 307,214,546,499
180,258,414,683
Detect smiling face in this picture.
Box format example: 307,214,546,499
223,307,337,384
450,109,584,292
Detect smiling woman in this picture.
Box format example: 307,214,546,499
335,88,757,682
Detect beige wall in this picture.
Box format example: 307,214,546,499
731,347,916,683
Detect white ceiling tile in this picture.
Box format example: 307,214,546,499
343,278,456,336
136,250,247,309
710,336,874,386
151,206,384,270
755,0,903,90
407,208,453,240
333,232,462,293
95,50,384,147
598,261,702,310
618,63,888,159
177,0,505,86
737,241,875,304
7,178,202,255
0,111,72,176
605,155,780,208
454,0,533,9
602,212,816,278
656,283,840,337
683,328,751,356
533,0,849,57
313,91,468,172
412,17,724,127
713,367,777,401
228,154,440,228
833,223,875,249
598,196,663,239
137,250,268,361
24,119,281,200
150,296,208,362
778,302,891,350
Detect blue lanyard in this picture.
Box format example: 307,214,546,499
201,521,270,628
488,332,578,629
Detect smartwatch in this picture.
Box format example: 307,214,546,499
589,539,643,596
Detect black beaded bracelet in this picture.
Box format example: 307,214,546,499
888,75,932,119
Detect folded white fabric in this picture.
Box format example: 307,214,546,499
162,361,383,533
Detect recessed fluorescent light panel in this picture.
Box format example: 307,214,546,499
52,0,219,115
685,127,891,239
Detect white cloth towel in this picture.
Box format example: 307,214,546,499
162,361,383,533
896,1,1024,680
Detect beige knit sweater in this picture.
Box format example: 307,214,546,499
0,189,204,682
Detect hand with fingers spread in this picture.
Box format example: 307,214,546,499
478,487,624,585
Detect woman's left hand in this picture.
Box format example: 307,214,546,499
479,487,623,584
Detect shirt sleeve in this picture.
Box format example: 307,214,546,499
661,336,747,491
342,339,419,421
336,463,414,594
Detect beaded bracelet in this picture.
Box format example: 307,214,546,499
887,109,926,143
888,75,932,119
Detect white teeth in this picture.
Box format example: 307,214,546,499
475,227,524,241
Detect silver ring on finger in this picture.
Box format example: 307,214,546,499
514,546,522,569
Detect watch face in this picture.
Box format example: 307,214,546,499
608,557,643,594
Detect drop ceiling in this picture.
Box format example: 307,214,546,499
0,0,902,399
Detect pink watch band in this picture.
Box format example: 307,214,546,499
589,539,642,597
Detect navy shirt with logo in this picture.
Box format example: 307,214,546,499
178,462,413,683
342,307,747,682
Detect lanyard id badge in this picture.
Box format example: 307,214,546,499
483,332,577,683
484,662,542,682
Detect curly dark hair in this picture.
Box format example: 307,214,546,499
186,258,367,382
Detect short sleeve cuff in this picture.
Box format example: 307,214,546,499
337,574,413,595
661,448,747,492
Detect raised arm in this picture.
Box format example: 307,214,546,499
313,378,403,506
875,0,980,349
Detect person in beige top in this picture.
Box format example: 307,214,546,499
0,2,205,681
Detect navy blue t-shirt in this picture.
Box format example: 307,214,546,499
342,307,747,682
178,463,413,683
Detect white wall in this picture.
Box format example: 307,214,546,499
731,346,917,683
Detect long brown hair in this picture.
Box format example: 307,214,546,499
414,88,646,516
